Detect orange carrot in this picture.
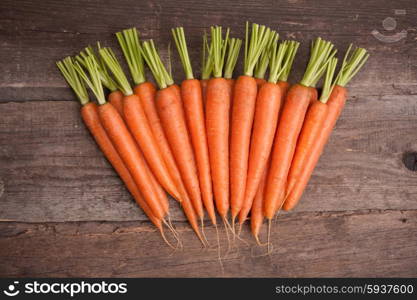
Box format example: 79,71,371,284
141,39,206,244
284,46,369,210
100,45,181,202
57,57,162,229
264,37,336,219
172,27,216,224
79,56,168,220
206,77,232,217
230,23,272,221
250,160,269,242
204,27,233,218
239,41,299,224
82,102,163,227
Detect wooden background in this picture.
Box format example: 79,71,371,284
0,0,416,277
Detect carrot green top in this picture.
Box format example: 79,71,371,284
300,37,337,87
201,32,213,80
254,31,278,80
267,40,288,84
172,27,194,80
56,57,90,106
278,40,300,82
336,44,369,87
99,47,133,96
319,57,338,104
211,26,230,78
224,37,242,79
76,44,118,92
141,40,174,90
243,22,272,77
116,28,146,85
74,54,107,105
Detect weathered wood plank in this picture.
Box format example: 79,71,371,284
0,0,416,101
0,210,416,277
1,100,416,222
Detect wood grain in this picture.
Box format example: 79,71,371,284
0,210,416,277
0,0,416,102
1,0,416,278
0,100,416,222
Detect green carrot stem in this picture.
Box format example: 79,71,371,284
172,27,194,80
76,44,118,92
211,26,230,78
336,44,369,87
319,57,338,103
278,40,300,82
268,40,288,84
201,32,213,80
56,57,89,106
254,31,278,79
99,47,133,96
224,38,242,79
300,37,336,87
141,40,174,89
74,55,106,105
243,22,272,77
116,27,146,85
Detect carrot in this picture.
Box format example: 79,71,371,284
116,28,189,205
204,26,233,220
76,44,125,116
284,45,369,210
250,159,270,243
141,39,206,244
73,55,168,221
172,27,216,225
239,40,300,224
57,57,164,231
230,22,272,222
264,37,337,220
284,57,337,207
99,46,181,202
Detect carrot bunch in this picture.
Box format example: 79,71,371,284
56,23,369,250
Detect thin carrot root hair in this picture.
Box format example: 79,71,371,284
201,219,210,248
167,214,182,245
160,220,180,251
231,216,237,243
234,222,249,247
266,218,274,256
214,223,225,275
222,216,232,256
163,215,184,249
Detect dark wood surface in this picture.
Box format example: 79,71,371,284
0,0,416,277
